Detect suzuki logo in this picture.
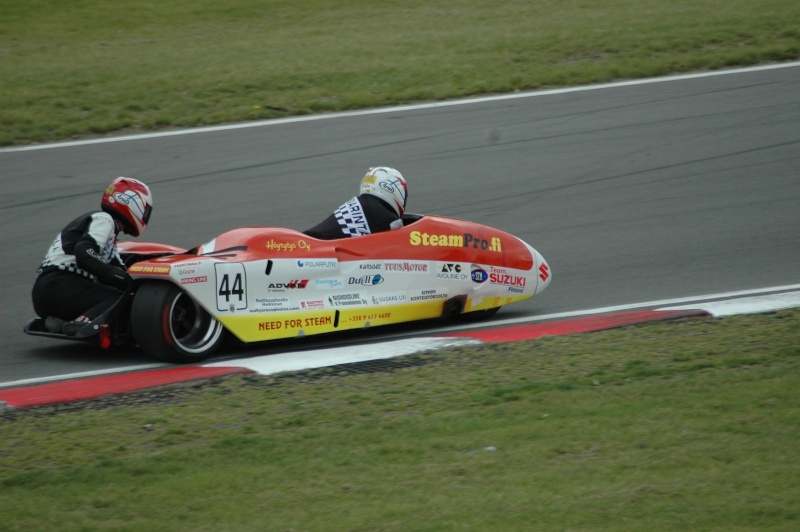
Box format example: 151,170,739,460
538,264,550,282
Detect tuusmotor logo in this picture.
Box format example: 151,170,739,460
409,231,502,252
268,279,308,290
349,274,384,286
385,262,428,273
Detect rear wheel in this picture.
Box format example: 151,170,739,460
131,282,224,363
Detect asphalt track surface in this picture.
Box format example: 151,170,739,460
2,63,799,384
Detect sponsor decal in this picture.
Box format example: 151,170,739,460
175,261,202,267
349,274,384,286
180,276,208,284
268,279,308,291
327,293,368,307
258,315,333,331
384,262,429,273
371,292,408,305
409,231,502,252
265,239,312,252
300,299,326,310
437,263,469,280
539,263,550,282
315,277,344,289
348,312,392,322
129,264,171,274
177,268,197,276
255,297,290,308
359,263,382,270
113,192,132,205
249,307,301,314
471,267,488,283
409,288,448,302
297,259,338,269
489,267,526,287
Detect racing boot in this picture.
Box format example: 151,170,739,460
44,316,66,333
62,316,90,336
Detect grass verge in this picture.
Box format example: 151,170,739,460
1,309,798,530
2,0,799,145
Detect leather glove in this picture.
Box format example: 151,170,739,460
103,267,132,290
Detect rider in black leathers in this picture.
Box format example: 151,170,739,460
304,167,408,240
31,177,154,335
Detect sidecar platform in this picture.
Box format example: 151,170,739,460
24,318,99,340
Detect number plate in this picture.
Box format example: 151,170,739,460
215,263,247,311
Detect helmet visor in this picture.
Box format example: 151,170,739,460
142,204,153,226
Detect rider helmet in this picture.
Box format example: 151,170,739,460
359,167,408,217
100,177,153,237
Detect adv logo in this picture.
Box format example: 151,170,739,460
268,279,308,290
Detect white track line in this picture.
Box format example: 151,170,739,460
3,286,798,389
2,62,798,153
660,291,800,317
204,288,800,376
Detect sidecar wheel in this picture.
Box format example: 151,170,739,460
131,282,225,363
453,306,501,322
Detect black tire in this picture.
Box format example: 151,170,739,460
131,282,225,363
452,306,501,322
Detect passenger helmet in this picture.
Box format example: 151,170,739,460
359,167,408,216
101,177,153,236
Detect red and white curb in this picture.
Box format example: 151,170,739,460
2,288,798,410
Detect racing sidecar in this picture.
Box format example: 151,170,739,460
25,214,551,363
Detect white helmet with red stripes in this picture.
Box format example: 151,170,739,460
101,177,153,236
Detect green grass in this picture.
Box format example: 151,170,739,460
1,309,798,530
1,0,799,145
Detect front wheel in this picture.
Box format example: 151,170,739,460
131,282,225,363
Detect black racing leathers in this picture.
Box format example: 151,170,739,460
32,211,131,322
303,194,403,240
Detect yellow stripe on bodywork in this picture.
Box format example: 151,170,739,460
464,294,532,312
218,300,446,343
218,294,534,343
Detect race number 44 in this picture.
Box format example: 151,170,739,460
216,263,247,311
